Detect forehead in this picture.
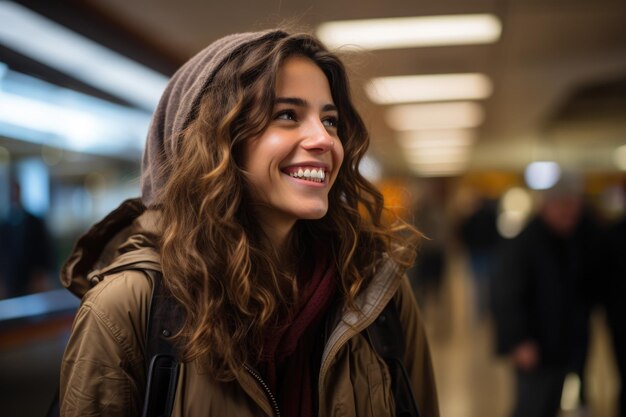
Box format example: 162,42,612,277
275,56,333,102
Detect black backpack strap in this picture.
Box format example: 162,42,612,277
365,299,421,417
45,389,60,417
48,267,181,417
141,270,182,417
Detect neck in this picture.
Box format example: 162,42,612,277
249,204,299,269
266,224,291,251
261,219,298,268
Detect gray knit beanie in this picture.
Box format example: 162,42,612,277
140,29,288,208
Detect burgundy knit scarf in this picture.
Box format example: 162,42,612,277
259,251,336,417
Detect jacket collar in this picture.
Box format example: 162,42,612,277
319,257,402,384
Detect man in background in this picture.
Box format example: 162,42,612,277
491,176,593,417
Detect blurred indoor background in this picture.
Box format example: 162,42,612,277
0,0,625,416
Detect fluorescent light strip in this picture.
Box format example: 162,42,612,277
399,128,473,174
0,67,151,157
408,164,467,177
0,2,168,110
397,130,476,149
317,14,501,50
409,161,467,168
410,166,466,173
414,171,465,177
405,152,469,164
0,91,147,156
386,102,484,131
404,146,470,157
366,73,492,104
408,160,468,169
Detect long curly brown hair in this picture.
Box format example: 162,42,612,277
157,31,420,380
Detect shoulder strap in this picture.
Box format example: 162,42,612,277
49,267,180,417
141,270,182,417
365,299,421,417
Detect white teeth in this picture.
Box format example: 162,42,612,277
288,167,327,182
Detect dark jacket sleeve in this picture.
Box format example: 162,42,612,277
395,274,440,417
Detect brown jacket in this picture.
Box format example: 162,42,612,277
60,199,439,417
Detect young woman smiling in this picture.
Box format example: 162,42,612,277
59,30,439,417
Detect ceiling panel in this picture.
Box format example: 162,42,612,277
4,0,626,174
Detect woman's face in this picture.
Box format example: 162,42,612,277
241,55,344,236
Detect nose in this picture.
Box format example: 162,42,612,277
301,118,335,153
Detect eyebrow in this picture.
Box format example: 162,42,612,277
275,97,337,112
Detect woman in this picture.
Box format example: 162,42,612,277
60,29,439,417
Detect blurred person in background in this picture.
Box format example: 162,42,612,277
58,30,439,417
491,174,594,417
409,181,447,309
459,196,500,320
597,180,626,417
0,178,52,298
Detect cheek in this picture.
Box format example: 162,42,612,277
334,142,345,172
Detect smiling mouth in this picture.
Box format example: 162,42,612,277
282,166,328,183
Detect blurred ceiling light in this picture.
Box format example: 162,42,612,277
399,129,473,175
0,67,150,158
524,161,561,190
501,187,533,215
366,73,492,104
403,146,469,157
404,150,469,165
407,163,467,177
613,144,626,170
408,162,467,170
0,2,168,110
414,170,466,177
397,130,476,150
316,14,501,50
386,102,484,131
359,154,383,183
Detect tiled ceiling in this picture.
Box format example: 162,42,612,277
5,0,626,174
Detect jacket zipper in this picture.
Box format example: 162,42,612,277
244,364,281,417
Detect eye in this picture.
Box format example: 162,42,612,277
274,110,297,121
322,116,339,128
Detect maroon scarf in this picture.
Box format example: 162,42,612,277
259,251,336,417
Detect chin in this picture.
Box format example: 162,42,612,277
298,206,328,220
